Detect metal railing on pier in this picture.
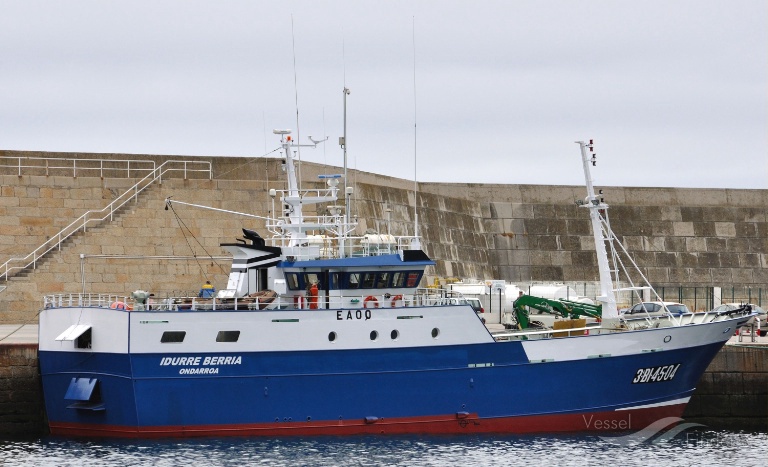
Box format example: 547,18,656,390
0,156,160,178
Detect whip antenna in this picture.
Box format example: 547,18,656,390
411,16,421,249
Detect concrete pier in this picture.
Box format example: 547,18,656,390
683,343,768,431
0,326,45,437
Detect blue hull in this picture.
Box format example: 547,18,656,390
39,338,722,436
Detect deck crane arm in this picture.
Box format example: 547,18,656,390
512,295,603,329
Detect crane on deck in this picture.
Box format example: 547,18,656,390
511,295,603,329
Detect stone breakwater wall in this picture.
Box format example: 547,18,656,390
420,183,768,294
0,150,766,322
683,345,768,431
0,344,45,437
0,151,492,323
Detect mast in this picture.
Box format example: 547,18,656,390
410,18,421,250
577,140,618,325
270,129,343,258
340,87,351,258
275,130,304,247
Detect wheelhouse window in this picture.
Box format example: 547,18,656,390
339,270,423,290
161,331,186,343
392,272,406,288
406,272,421,287
329,272,341,290
376,272,390,288
285,273,301,290
361,273,376,288
303,273,320,288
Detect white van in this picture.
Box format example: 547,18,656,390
464,297,485,323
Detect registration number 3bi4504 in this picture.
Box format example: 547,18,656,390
632,363,681,384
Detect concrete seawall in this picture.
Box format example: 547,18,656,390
421,182,768,287
0,343,45,437
684,345,768,431
1,150,766,323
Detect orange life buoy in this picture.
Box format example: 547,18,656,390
390,294,403,308
363,295,379,308
109,301,133,311
293,295,306,309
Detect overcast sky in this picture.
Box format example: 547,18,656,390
1,1,765,189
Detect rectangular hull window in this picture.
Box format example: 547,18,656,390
216,331,240,342
161,331,186,343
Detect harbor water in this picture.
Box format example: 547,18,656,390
2,431,767,466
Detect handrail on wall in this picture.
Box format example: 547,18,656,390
1,159,212,282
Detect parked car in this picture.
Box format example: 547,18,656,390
713,303,767,336
464,297,486,324
621,301,690,318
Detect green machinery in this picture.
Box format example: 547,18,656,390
512,294,603,329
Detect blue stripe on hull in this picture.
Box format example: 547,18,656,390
39,340,722,431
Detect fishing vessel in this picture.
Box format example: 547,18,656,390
38,135,754,437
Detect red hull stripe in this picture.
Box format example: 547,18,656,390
49,403,687,438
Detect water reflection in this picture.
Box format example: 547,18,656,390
1,431,766,467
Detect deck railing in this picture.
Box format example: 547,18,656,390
1,160,212,282
41,289,475,313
